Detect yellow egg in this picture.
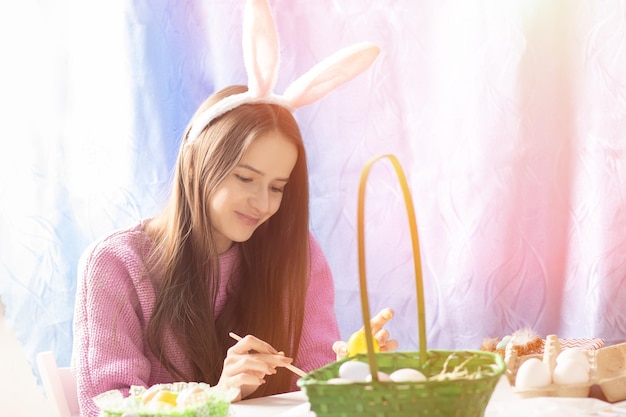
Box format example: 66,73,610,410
346,330,380,357
150,390,178,408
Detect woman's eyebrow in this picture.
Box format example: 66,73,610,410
239,164,290,182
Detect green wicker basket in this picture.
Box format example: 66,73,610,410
298,154,505,417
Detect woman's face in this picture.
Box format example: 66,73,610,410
209,130,298,253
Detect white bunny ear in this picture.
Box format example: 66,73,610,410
186,2,380,144
242,0,280,98
281,42,380,109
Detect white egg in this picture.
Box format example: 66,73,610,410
557,349,590,371
327,377,352,384
515,358,551,389
365,371,391,382
338,361,371,382
553,361,589,385
389,368,427,382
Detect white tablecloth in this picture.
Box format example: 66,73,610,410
230,377,626,417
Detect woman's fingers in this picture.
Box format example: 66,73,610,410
381,338,399,352
224,352,291,375
374,328,389,346
228,334,280,355
226,333,294,373
371,309,397,352
219,354,288,400
368,308,394,335
220,335,295,400
226,369,268,387
375,328,398,352
332,340,347,360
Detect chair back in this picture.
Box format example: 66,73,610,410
36,351,80,417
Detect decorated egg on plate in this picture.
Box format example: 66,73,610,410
176,386,206,408
149,390,178,408
141,386,165,404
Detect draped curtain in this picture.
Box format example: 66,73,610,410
2,0,626,378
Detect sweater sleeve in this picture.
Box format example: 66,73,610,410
292,233,340,387
72,232,155,417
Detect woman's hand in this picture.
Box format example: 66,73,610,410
217,334,294,401
332,308,398,360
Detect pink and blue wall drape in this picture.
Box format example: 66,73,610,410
1,0,626,377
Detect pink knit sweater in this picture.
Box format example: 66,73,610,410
72,220,339,417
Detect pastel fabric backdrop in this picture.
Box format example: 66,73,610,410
1,0,626,376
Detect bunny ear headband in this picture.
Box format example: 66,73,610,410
186,0,380,143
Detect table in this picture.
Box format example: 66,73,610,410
231,376,626,417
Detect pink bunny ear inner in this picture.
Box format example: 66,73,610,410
281,42,380,109
242,0,280,98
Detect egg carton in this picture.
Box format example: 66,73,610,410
505,335,626,402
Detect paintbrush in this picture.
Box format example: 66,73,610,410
228,332,307,378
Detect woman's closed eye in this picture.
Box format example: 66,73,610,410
271,184,285,193
235,174,253,183
236,174,285,193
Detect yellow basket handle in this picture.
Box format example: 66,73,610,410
357,154,427,378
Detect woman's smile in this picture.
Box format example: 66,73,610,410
236,211,261,226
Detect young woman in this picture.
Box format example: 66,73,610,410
72,85,396,417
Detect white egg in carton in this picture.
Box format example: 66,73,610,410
505,334,626,401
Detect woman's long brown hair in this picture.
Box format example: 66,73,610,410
146,85,309,397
